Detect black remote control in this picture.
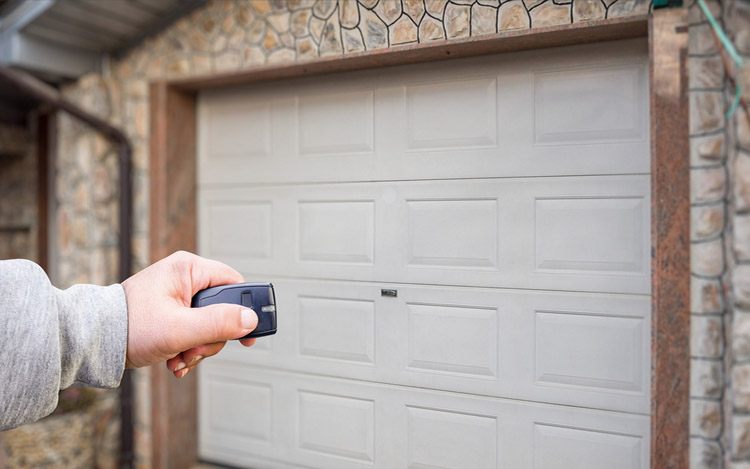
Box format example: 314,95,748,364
191,282,277,339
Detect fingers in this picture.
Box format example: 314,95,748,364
182,342,226,367
170,304,258,351
169,251,244,294
167,354,186,373
167,342,227,378
166,338,258,379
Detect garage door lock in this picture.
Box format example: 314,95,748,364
381,289,398,298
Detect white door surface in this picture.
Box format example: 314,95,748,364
197,39,651,469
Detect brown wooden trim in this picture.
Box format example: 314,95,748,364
649,8,690,469
148,82,198,469
149,15,690,469
171,15,648,91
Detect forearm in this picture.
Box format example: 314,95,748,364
0,260,128,430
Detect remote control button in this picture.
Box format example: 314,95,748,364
241,292,253,308
261,305,276,313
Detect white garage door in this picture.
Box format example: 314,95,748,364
197,39,651,469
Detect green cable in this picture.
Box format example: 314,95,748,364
697,0,745,118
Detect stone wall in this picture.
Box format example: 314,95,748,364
0,122,36,262
53,0,653,466
688,0,750,467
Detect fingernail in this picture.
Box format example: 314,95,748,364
174,361,186,372
241,308,258,329
190,355,204,366
178,368,189,378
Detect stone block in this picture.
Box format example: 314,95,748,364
689,23,719,55
573,0,605,22
498,0,530,31
214,49,239,71
690,399,722,439
425,0,448,18
690,91,724,135
291,9,312,37
295,37,318,59
339,0,359,28
445,2,470,39
688,0,721,24
738,109,750,151
211,33,227,53
691,238,724,278
390,15,418,45
309,15,325,43
688,56,724,90
735,363,750,412
268,11,290,33
319,15,343,56
343,27,366,53
690,134,725,167
361,8,388,49
267,47,296,64
692,314,724,358
736,265,750,311
691,204,724,241
734,311,750,360
737,154,750,212
692,358,723,399
312,0,336,19
419,14,445,41
690,437,723,469
247,19,266,44
374,0,402,25
471,3,497,36
733,416,750,459
737,214,750,261
404,0,426,23
691,166,726,204
608,0,650,17
530,1,570,28
691,277,724,314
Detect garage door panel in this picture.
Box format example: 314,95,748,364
199,373,274,452
534,197,646,273
198,40,648,186
199,365,649,469
298,89,375,156
216,279,649,413
533,423,643,469
406,302,499,378
404,77,498,151
299,295,376,364
532,64,647,146
199,175,649,294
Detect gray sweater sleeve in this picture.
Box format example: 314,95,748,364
0,259,128,430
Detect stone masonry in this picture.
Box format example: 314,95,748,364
688,0,750,467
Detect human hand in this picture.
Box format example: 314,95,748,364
122,251,258,378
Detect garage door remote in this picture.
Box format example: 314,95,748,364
191,282,277,339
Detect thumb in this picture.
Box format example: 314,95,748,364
176,303,258,350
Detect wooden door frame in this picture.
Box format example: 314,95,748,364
149,12,689,469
